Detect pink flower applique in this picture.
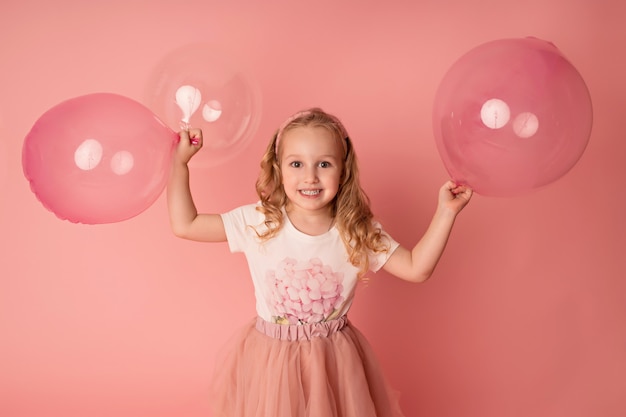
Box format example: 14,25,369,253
266,257,345,325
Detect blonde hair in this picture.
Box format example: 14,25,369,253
254,108,390,277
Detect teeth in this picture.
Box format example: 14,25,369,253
300,190,320,196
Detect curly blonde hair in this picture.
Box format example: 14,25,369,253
254,108,390,277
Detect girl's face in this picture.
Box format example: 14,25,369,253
279,126,344,216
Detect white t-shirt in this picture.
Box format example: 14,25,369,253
221,203,400,325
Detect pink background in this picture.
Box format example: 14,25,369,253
1,1,625,416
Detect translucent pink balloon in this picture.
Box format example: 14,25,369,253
433,37,593,197
145,43,261,168
23,93,178,224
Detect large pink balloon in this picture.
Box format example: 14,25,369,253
433,37,593,197
23,93,178,224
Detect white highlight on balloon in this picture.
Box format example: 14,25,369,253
202,99,223,122
175,85,202,124
481,98,510,129
110,150,134,175
513,112,539,138
74,139,103,171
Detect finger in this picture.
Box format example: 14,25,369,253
188,128,203,146
457,188,473,200
451,186,472,197
179,130,190,143
188,127,202,137
447,182,463,193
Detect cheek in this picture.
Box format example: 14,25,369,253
328,173,342,190
281,173,296,188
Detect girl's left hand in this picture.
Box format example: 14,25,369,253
439,180,473,214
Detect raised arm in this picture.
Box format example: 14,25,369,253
167,129,227,242
382,181,472,283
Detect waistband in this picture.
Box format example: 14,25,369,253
255,316,348,341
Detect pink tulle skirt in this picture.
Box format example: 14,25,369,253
210,316,405,417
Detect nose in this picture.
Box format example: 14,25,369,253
303,166,319,183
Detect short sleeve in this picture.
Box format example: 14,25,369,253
220,204,264,253
368,223,400,272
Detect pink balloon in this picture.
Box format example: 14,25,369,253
145,43,261,168
432,37,593,197
23,93,178,224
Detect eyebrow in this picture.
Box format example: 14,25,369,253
283,154,340,159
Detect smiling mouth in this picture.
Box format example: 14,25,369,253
300,189,321,196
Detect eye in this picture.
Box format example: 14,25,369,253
289,161,302,168
319,161,331,168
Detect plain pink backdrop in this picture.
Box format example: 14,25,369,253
1,1,625,416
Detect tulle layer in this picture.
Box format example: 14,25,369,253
210,316,405,417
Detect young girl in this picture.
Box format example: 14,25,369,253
167,108,472,417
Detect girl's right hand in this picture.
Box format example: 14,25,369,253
174,128,203,164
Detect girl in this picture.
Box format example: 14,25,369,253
167,108,472,417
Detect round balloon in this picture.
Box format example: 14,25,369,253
432,37,593,197
22,93,178,224
145,43,262,168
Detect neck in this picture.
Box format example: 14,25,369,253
285,205,335,236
